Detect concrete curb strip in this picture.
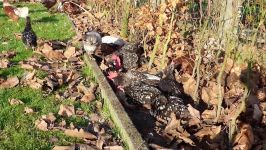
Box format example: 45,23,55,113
84,54,149,150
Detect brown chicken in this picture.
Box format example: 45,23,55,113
3,0,19,21
40,0,57,10
58,0,81,14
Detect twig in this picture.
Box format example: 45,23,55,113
207,0,211,17
214,52,227,122
228,85,249,146
120,1,130,38
199,0,203,24
192,21,209,104
148,7,164,70
161,10,175,69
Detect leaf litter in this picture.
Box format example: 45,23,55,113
1,0,265,149
0,37,123,149
62,0,266,149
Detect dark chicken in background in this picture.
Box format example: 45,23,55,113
40,0,57,10
114,43,144,70
158,62,183,97
22,16,37,49
57,0,82,15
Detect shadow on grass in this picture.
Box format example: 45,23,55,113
35,16,59,23
29,9,48,14
0,14,5,18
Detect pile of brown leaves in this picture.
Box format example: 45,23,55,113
129,1,193,61
62,1,266,149
1,39,122,149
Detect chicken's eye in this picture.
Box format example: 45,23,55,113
92,39,97,44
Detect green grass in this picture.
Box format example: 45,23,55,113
0,2,75,77
0,2,90,150
0,87,82,150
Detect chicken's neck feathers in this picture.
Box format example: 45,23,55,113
24,18,32,31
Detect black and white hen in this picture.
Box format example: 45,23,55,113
116,43,144,70
108,70,161,106
158,62,183,96
124,82,161,106
22,16,37,49
151,96,190,121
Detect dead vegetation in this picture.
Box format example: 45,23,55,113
59,0,266,149
1,0,265,149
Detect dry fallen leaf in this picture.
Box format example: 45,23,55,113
41,43,64,61
42,113,56,124
0,76,19,88
8,98,24,105
194,125,221,140
187,104,201,126
64,128,97,140
201,81,224,105
233,123,254,150
80,92,95,103
182,74,196,98
0,59,9,68
165,112,179,132
64,46,76,59
187,104,200,119
35,119,48,131
24,107,34,114
96,136,104,149
14,33,22,40
52,145,75,150
58,104,75,117
202,109,216,120
103,146,123,150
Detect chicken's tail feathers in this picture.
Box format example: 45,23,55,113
14,7,29,18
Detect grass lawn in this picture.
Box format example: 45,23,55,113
0,2,98,150
0,2,75,78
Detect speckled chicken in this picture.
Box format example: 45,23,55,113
125,82,161,106
151,96,190,121
108,70,162,106
40,0,57,10
115,43,144,70
158,62,183,96
109,70,161,88
22,16,37,49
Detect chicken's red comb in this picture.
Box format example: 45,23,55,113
111,54,121,69
107,71,118,80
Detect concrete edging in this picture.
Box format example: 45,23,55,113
84,54,149,150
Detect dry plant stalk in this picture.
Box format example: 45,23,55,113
161,10,176,68
120,1,130,38
192,21,209,104
228,85,249,145
148,6,165,70
214,52,227,122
